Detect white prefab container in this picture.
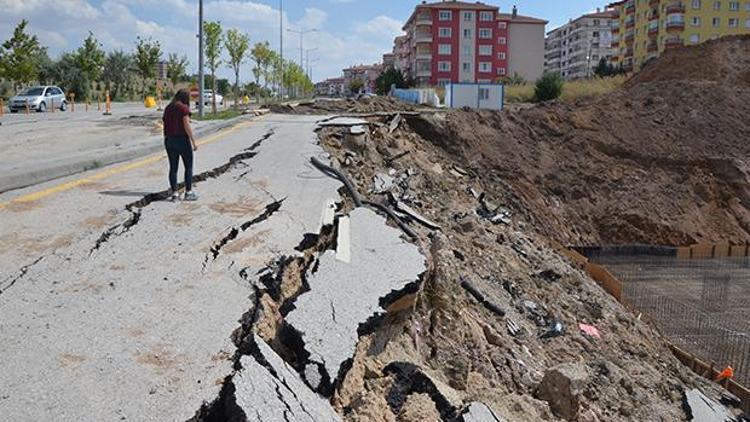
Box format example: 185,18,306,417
445,83,504,110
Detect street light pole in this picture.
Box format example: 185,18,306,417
279,0,284,100
305,48,318,80
287,28,317,68
198,0,204,117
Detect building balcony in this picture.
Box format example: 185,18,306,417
625,20,635,29
625,48,634,57
416,14,432,26
665,37,684,48
665,3,686,14
612,26,620,34
648,25,660,36
626,4,636,14
624,32,635,43
666,20,685,31
647,42,659,52
414,33,432,43
415,52,432,60
611,40,620,48
416,69,432,77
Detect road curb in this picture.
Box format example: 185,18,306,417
0,115,252,194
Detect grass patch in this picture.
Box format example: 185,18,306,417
192,108,244,121
504,75,628,104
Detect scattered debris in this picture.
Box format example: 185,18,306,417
535,363,589,420
392,200,441,230
683,388,738,422
540,320,565,339
460,278,506,317
579,323,601,339
461,402,506,422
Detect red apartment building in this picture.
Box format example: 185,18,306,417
399,1,547,86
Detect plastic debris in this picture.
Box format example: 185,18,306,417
540,320,565,339
578,323,601,339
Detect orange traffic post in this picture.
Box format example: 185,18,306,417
0,98,4,117
70,93,76,112
51,98,55,113
103,90,112,115
25,99,30,114
85,101,89,112
97,96,101,111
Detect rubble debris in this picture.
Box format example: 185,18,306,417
579,323,601,339
682,388,738,422
461,402,506,422
383,362,462,420
233,334,341,421
284,208,426,395
506,318,522,337
389,113,402,134
393,200,441,231
535,363,589,420
270,97,421,115
310,157,363,207
539,320,565,339
370,172,395,194
460,278,506,317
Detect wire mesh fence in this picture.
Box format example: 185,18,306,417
586,252,750,387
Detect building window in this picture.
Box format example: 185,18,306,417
689,34,700,43
713,17,721,26
478,88,490,100
438,61,451,72
479,11,493,21
497,67,507,76
729,1,740,9
463,45,472,55
462,62,471,71
498,21,507,29
463,29,473,38
690,16,701,26
692,0,702,8
713,1,721,9
479,28,493,39
498,51,506,60
463,11,473,21
438,44,452,55
439,10,452,21
479,62,492,73
437,79,451,87
729,17,739,26
439,27,452,37
498,36,507,45
479,45,493,55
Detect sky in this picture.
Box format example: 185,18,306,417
0,0,607,83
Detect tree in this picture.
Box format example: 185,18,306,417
133,36,162,97
250,41,273,102
225,29,250,107
534,71,564,102
203,21,223,113
166,53,188,89
75,31,106,100
349,78,364,95
375,67,407,95
0,20,44,89
47,53,87,98
102,50,134,100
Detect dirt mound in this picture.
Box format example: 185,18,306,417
312,117,732,421
628,35,750,87
270,96,420,115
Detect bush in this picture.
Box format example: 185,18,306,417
534,72,564,102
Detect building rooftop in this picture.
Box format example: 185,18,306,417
497,12,548,24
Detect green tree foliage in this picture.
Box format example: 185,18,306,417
593,57,626,78
203,21,223,113
74,31,105,100
225,29,250,106
534,71,564,102
375,67,407,95
349,78,364,95
250,42,273,94
0,20,44,89
165,53,188,89
133,36,162,96
48,53,87,99
102,50,134,100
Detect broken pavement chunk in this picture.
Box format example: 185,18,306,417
285,207,426,394
233,335,341,422
389,113,402,134
371,172,395,194
535,362,589,421
683,388,738,422
461,402,507,422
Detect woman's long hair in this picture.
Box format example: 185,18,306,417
171,89,190,106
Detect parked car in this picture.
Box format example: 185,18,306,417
9,86,67,112
195,90,224,107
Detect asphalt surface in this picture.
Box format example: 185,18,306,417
0,114,343,420
0,102,247,192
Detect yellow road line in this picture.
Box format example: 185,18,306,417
0,121,251,210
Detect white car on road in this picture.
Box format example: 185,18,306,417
196,90,224,107
9,86,68,112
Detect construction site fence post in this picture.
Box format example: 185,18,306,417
0,98,4,117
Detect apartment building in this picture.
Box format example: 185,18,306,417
397,1,547,86
343,63,384,94
608,0,750,71
545,9,618,79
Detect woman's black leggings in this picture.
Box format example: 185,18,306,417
165,136,193,192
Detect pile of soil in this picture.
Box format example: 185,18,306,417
405,37,750,246
270,96,420,115
312,116,730,421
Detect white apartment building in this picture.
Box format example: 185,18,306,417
545,9,618,79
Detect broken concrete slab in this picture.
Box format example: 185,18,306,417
683,388,738,422
462,402,506,422
285,207,426,392
394,200,441,230
234,335,341,422
535,362,589,420
317,117,370,127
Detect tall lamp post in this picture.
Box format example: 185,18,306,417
279,0,284,100
305,48,318,79
287,28,317,68
198,0,204,117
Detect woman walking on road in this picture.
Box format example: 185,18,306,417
162,89,199,201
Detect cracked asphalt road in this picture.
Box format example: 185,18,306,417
0,114,342,420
